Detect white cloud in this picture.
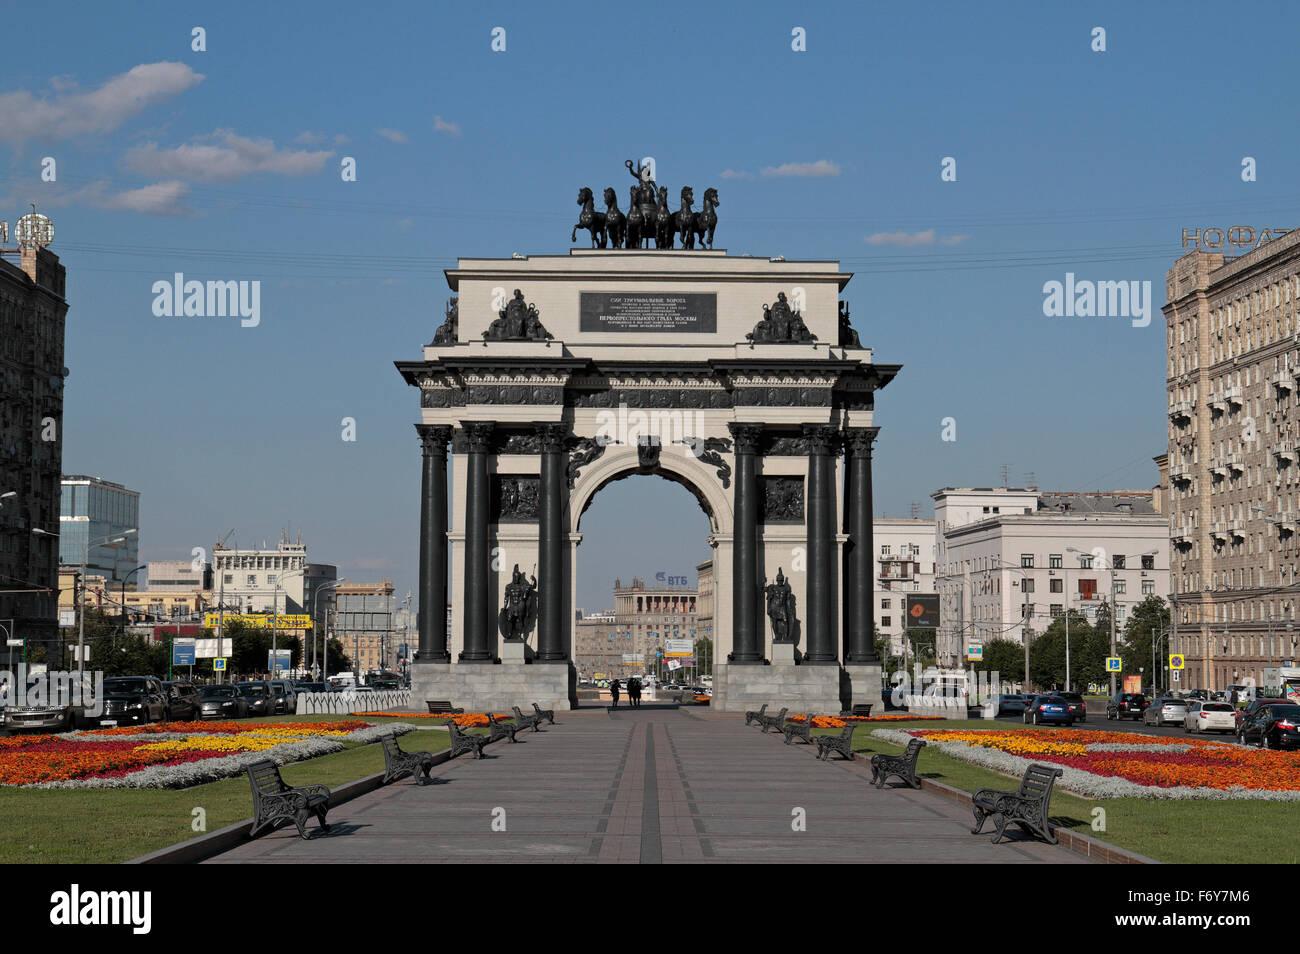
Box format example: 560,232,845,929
720,169,751,180
96,180,191,216
376,128,408,143
940,234,971,245
760,159,841,178
294,131,327,145
433,115,461,137
866,229,936,247
0,62,203,145
125,129,332,181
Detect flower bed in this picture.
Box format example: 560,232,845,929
352,711,510,727
1,720,415,789
785,714,946,728
872,727,1300,800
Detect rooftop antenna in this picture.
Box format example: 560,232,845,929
909,501,920,519
1025,471,1037,488
1000,463,1010,486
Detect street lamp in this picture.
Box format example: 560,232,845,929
271,566,307,678
33,526,137,674
312,578,346,681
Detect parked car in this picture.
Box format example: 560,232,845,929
366,672,402,690
1238,703,1300,750
161,680,202,721
197,684,250,720
98,676,168,726
1057,691,1087,723
1183,700,1236,734
1023,695,1073,726
1235,697,1291,730
293,681,327,694
997,693,1030,715
0,674,93,732
1143,697,1190,727
235,681,275,717
1185,688,1209,701
1106,693,1149,720
267,679,296,714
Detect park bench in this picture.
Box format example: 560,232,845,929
488,715,519,743
783,716,813,745
532,702,556,726
744,703,768,726
381,732,437,785
512,705,542,732
971,763,1063,845
426,700,465,715
247,759,331,840
837,704,873,718
760,706,790,734
815,722,857,761
447,719,489,759
870,737,927,789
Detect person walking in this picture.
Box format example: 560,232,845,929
628,676,642,708
610,678,621,709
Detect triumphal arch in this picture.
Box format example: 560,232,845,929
396,170,899,713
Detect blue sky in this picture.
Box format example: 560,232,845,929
3,0,1297,611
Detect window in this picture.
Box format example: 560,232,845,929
882,617,892,628
1021,554,1034,568
246,575,256,586
1142,580,1155,595
881,545,891,555
1049,553,1062,568
881,599,891,609
1113,555,1126,569
1079,579,1097,599
223,574,233,585
1050,604,1063,618
1079,554,1093,569
1142,554,1155,570
1115,579,1126,595
267,574,277,584
1050,579,1063,593
1020,579,1035,593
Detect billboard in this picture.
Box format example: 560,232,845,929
665,638,694,656
905,594,940,629
267,649,292,674
172,639,196,666
204,613,313,629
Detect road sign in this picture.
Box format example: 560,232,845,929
5,640,21,647
666,659,682,671
1168,653,1185,670
1171,669,1181,684
58,610,76,628
1105,656,1122,672
214,658,227,671
966,645,983,661
173,641,196,666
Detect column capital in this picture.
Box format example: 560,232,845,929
800,423,840,454
728,422,765,454
535,421,570,454
416,423,453,456
843,427,880,458
462,421,496,451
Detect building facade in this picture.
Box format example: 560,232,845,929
873,518,936,657
933,487,1170,668
573,610,623,679
0,246,66,662
613,577,699,676
336,581,394,673
59,475,140,584
212,535,308,616
144,559,212,593
1164,233,1300,689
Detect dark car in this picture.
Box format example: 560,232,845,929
1057,691,1087,723
1024,695,1073,726
1235,697,1290,730
293,681,327,694
161,680,202,721
997,693,1031,715
1239,703,1300,750
1106,693,1149,721
235,681,275,717
367,673,402,690
98,676,168,726
197,684,250,720
267,679,296,714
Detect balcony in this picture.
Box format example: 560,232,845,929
1210,458,1229,479
1170,465,1192,485
1229,520,1246,539
1210,522,1230,543
1224,386,1244,407
1272,370,1294,393
1171,526,1193,548
1169,400,1194,422
1275,440,1297,463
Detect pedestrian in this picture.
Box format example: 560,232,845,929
610,678,621,709
628,676,641,708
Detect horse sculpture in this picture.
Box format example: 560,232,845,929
571,186,606,248
603,187,626,250
691,187,719,249
625,185,644,249
674,186,697,249
655,187,675,249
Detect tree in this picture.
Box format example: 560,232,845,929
971,638,1024,684
693,637,713,676
906,627,938,669
1120,595,1170,690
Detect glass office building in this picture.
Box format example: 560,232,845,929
60,475,140,584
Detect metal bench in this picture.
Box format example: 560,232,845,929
745,703,768,726
426,700,465,715
381,732,436,785
783,716,813,745
759,706,790,734
512,705,542,732
815,722,857,761
488,715,519,744
247,759,331,839
870,737,927,789
972,763,1063,845
837,704,873,718
532,702,556,726
447,719,489,759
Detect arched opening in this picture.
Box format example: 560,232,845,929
574,472,714,704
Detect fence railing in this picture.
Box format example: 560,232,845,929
296,690,412,715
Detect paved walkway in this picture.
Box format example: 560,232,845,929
208,707,1088,864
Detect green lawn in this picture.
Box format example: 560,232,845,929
835,720,1300,864
0,716,451,864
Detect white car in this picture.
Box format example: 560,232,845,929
1183,700,1236,734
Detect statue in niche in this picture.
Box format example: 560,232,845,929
498,564,538,641
765,568,798,643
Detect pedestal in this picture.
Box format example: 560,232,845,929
770,642,796,665
408,660,576,712
501,641,528,665
842,663,884,713
711,661,844,714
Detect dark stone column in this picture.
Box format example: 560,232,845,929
803,424,839,663
537,422,568,662
460,422,495,662
416,424,453,662
728,423,764,663
844,428,879,663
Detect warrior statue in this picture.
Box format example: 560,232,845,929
499,564,538,641
838,300,861,348
431,297,458,345
484,289,552,341
765,567,797,643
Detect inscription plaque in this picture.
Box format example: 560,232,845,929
580,292,717,333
